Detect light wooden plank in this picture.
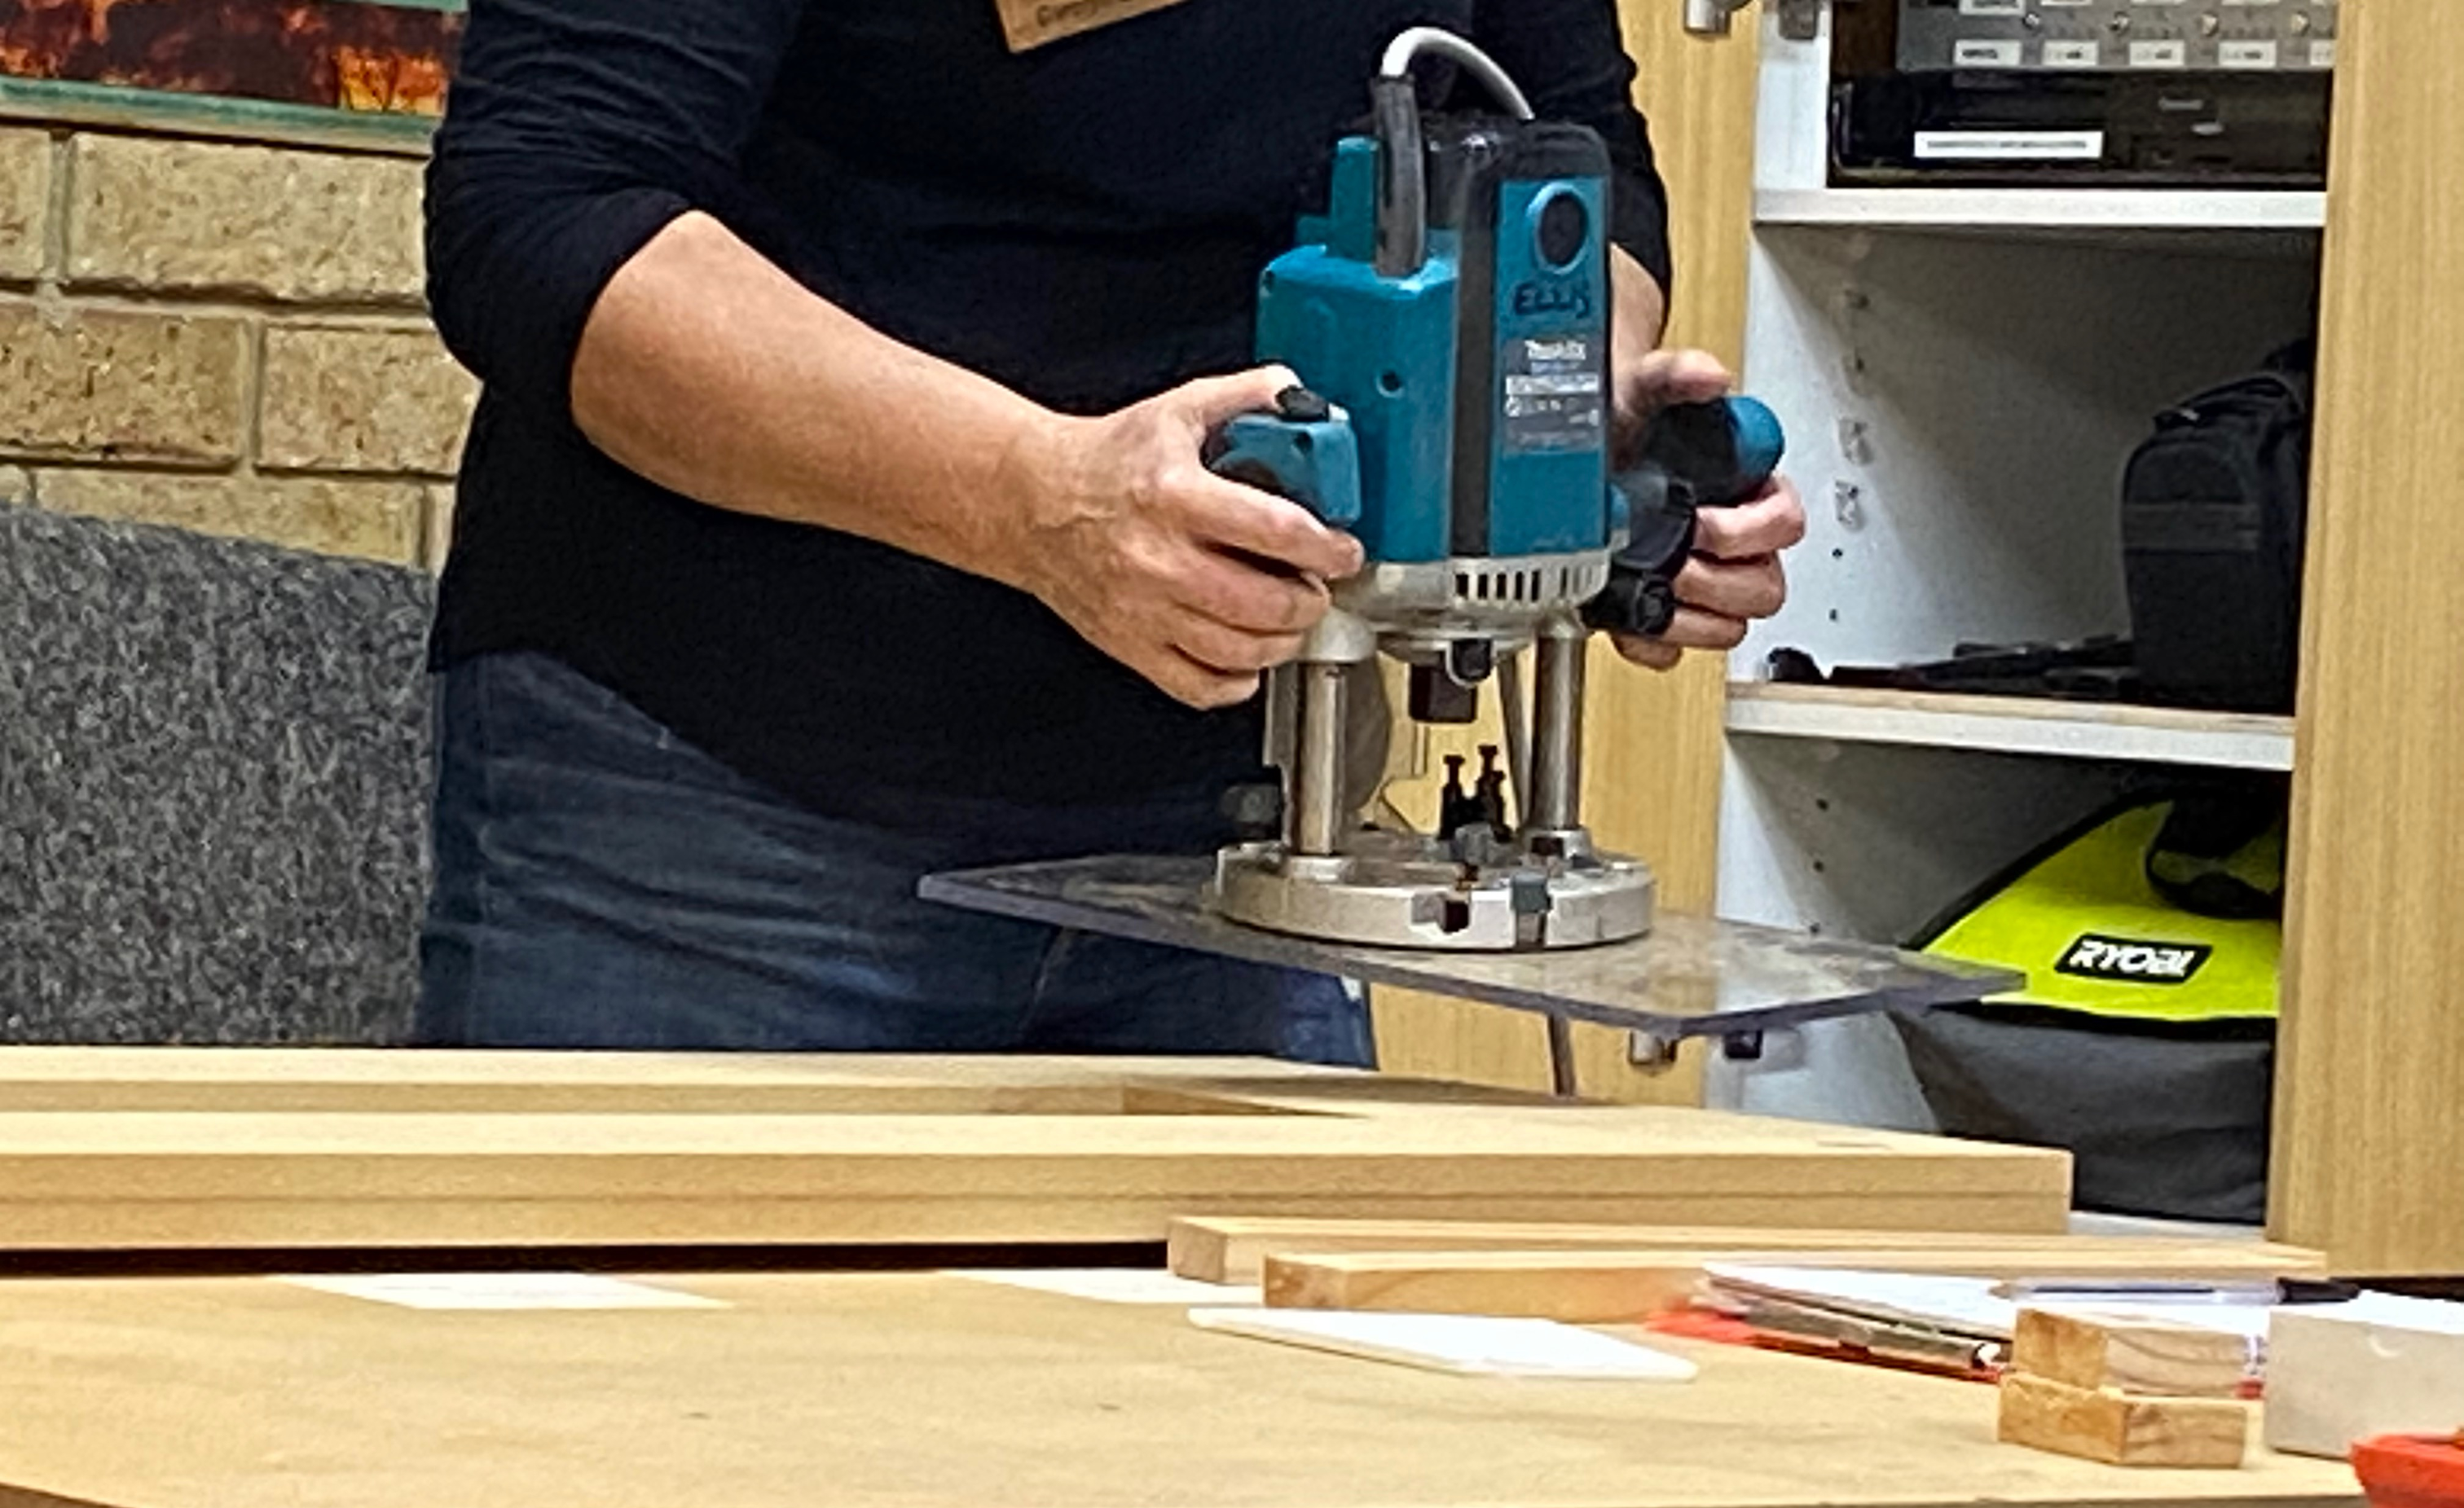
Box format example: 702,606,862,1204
0,1194,2077,1255
2272,0,2464,1275
0,1272,2365,1508
0,1050,2070,1251
1997,1372,2251,1470
0,1048,1357,1091
1167,1213,2321,1286
1261,1244,2326,1322
1726,684,2297,772
0,1047,1375,1117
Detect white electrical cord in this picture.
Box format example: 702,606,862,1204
1375,24,1537,824
1378,27,1536,121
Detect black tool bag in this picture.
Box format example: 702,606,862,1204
1893,780,2286,1225
2120,342,2314,714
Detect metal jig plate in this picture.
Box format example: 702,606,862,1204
921,854,2020,1041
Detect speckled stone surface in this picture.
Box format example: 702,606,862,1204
66,134,428,305
0,502,433,1043
258,324,477,477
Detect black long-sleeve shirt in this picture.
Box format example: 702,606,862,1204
425,0,1672,824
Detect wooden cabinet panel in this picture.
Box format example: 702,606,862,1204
2271,0,2464,1273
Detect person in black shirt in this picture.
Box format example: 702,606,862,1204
416,0,1806,1060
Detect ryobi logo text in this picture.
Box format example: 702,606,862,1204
2055,934,2214,985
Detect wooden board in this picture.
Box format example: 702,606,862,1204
1262,1245,2327,1323
2011,1310,2253,1400
1724,684,2296,772
0,1271,2361,1508
0,1049,2070,1252
1998,1372,2251,1470
2273,0,2464,1276
1168,1215,2325,1286
0,1045,1393,1116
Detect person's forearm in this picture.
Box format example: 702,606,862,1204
570,210,1059,591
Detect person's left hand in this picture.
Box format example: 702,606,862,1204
1608,347,1807,672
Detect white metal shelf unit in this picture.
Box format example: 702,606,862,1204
1731,2,2321,733
1706,6,2317,1132
1731,228,2318,679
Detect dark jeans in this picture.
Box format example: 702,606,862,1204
417,652,1371,1063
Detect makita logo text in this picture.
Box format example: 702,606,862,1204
2056,934,2213,984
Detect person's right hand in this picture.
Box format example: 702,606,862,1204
1005,367,1365,710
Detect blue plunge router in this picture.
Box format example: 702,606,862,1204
1198,26,1787,954
920,35,2017,1073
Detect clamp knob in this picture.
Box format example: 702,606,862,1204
1274,385,1333,424
1585,395,1786,639
1203,385,1364,530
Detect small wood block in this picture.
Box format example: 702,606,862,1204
1996,1370,2250,1469
2013,1308,2252,1399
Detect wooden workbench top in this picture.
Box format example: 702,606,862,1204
0,1270,2361,1508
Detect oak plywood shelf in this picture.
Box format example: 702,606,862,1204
1724,684,2297,773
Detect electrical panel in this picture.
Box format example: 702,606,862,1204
1898,0,2339,75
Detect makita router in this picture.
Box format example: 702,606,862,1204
923,32,2009,1051
1202,27,1783,953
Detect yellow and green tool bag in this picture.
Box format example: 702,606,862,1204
1892,784,2284,1224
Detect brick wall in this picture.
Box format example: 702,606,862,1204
0,124,473,568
